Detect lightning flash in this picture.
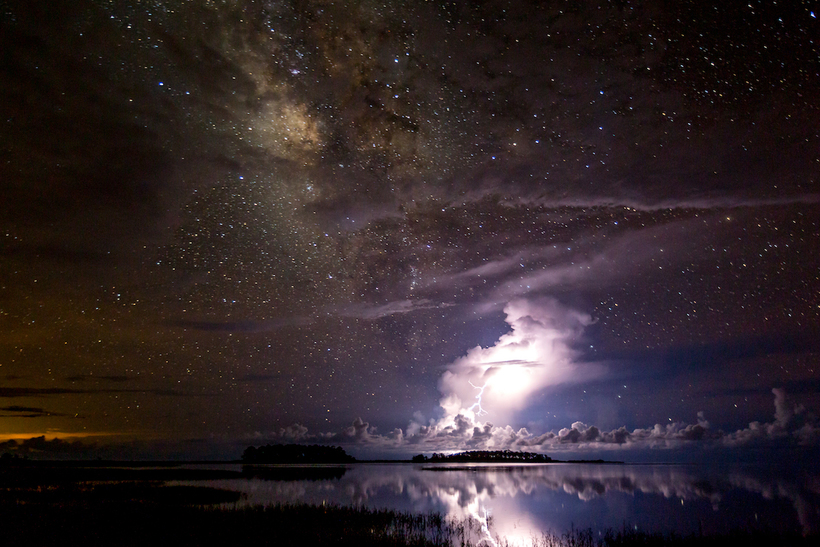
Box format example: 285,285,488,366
468,380,489,417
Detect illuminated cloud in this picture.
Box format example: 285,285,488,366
437,298,602,425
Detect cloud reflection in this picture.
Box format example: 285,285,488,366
190,463,819,540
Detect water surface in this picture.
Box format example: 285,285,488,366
177,462,820,544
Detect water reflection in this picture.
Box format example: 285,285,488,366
241,464,348,481
181,463,820,542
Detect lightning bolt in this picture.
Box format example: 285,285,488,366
467,380,489,417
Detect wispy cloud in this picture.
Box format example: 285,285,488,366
0,405,64,418
334,298,454,320
509,193,820,212
66,375,130,383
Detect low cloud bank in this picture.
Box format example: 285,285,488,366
259,387,819,455
4,388,817,460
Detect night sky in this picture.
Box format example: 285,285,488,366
1,0,819,460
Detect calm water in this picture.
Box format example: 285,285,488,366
176,462,819,543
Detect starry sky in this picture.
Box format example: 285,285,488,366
1,0,819,460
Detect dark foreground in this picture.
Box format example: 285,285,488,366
1,462,816,547
3,500,816,547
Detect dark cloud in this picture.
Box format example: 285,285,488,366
0,405,61,418
0,387,86,398
65,375,130,383
0,386,188,398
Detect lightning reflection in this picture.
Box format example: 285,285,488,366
473,504,499,547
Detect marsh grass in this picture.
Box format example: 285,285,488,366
0,499,467,546
3,496,814,547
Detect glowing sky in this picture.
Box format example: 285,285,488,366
1,1,819,460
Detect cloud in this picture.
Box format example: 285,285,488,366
65,375,130,383
244,424,314,446
507,192,820,213
0,387,86,398
437,298,602,425
335,298,453,320
531,419,715,449
0,405,62,418
341,417,375,442
264,387,819,456
9,386,818,460
216,293,820,458
0,386,188,398
723,388,820,447
0,435,97,458
278,424,311,442
440,217,731,313
517,389,819,451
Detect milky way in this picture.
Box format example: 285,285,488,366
0,1,818,459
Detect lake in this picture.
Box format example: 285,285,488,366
174,462,820,544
